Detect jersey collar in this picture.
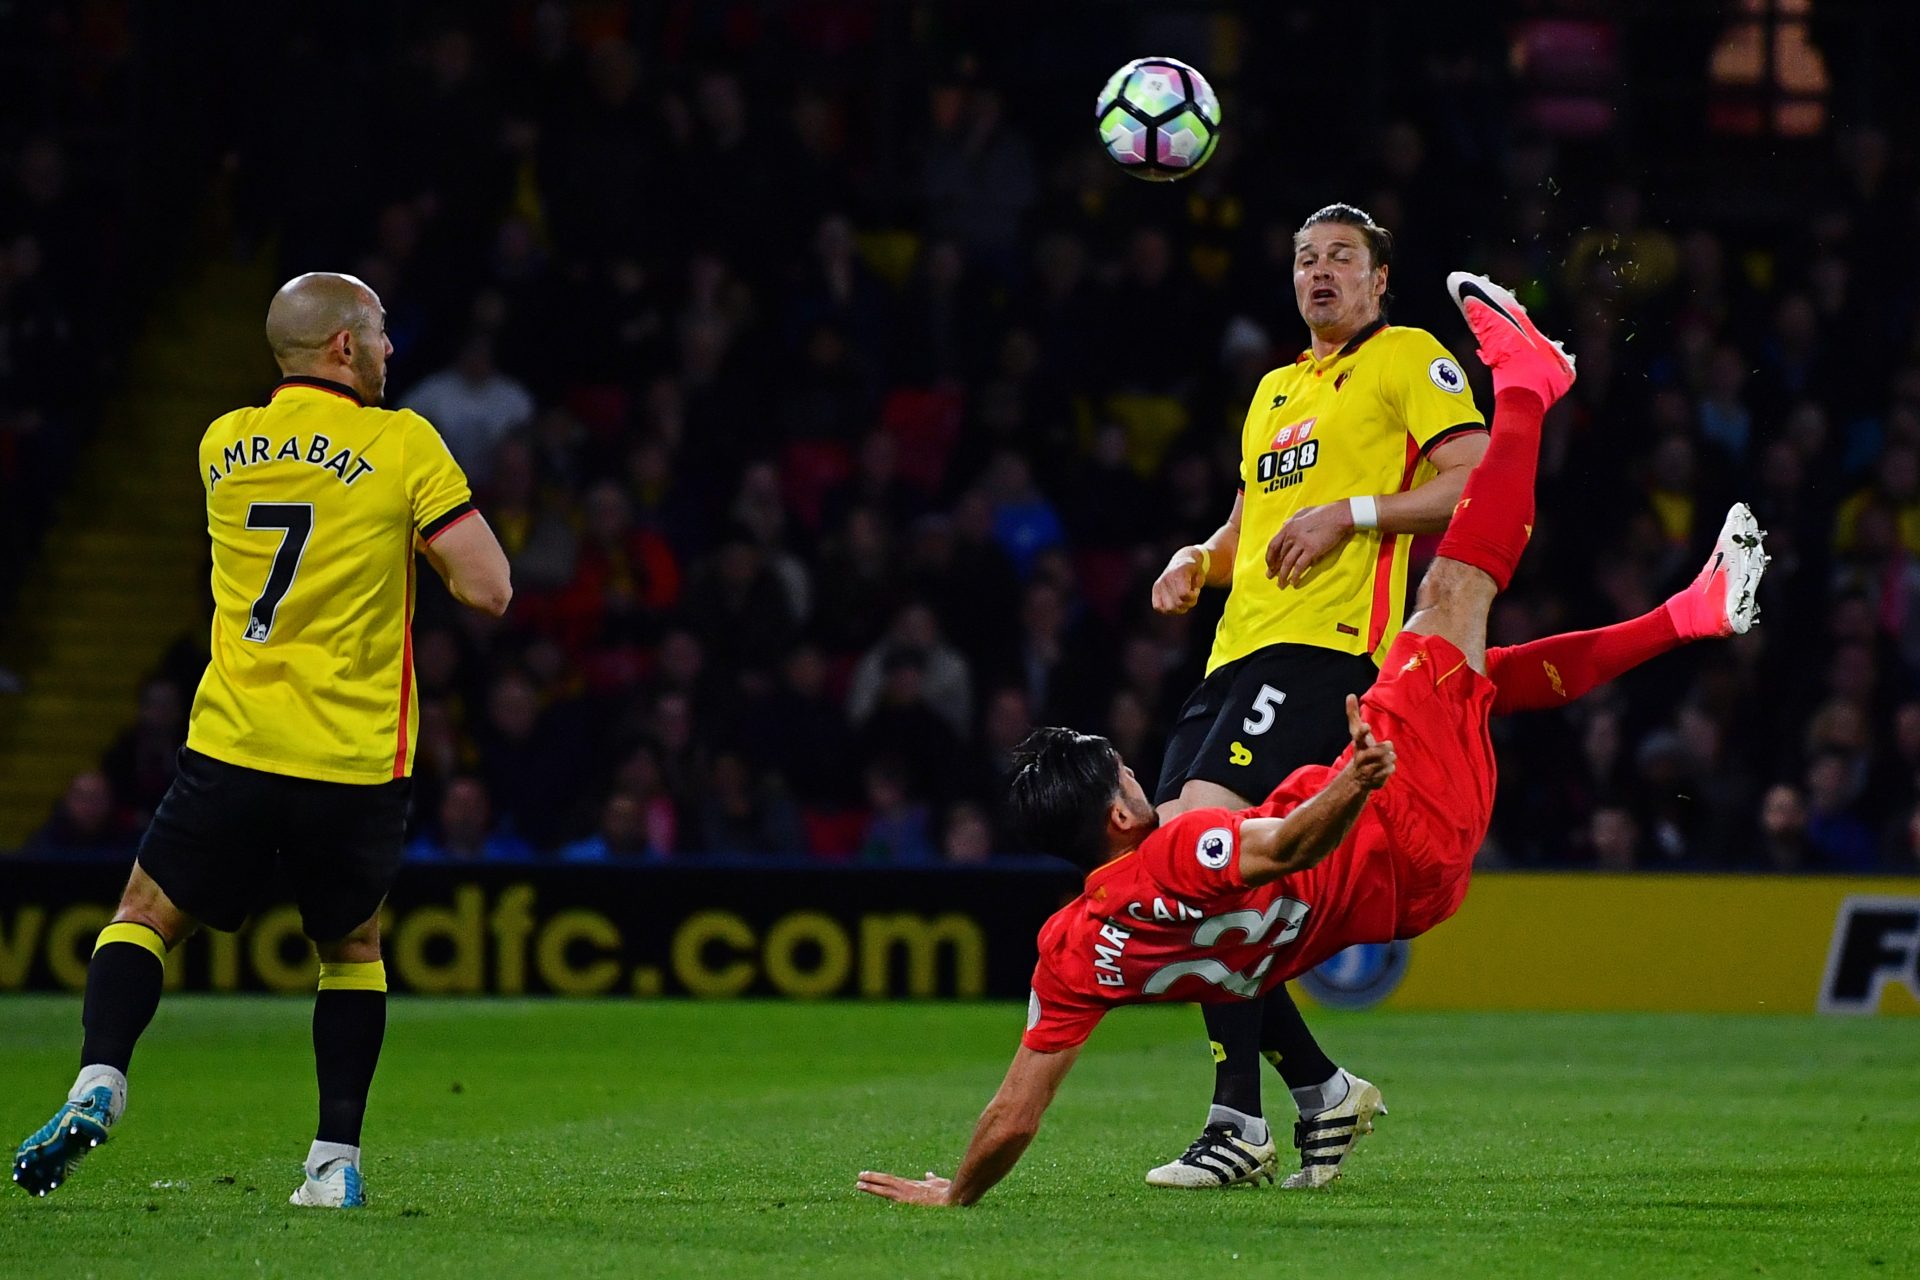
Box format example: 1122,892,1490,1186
272,375,366,407
1085,847,1138,887
1297,316,1390,370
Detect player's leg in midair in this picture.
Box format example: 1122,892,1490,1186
1487,502,1768,713
13,865,190,1197
1277,287,1766,1190
1405,274,1578,656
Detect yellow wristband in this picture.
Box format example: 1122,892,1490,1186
1195,546,1212,581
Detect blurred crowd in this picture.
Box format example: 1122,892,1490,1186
14,3,1920,874
0,140,111,660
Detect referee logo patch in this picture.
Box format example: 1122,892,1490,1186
1429,357,1467,393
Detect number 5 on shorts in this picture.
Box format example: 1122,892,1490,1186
243,502,313,643
1243,684,1286,735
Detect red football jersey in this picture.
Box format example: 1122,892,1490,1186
1023,792,1399,1053
1022,630,1498,1054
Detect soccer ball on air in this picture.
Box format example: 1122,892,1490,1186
1095,57,1221,182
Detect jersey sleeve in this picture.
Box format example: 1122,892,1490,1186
1388,329,1485,454
1021,957,1108,1053
401,410,477,542
1136,809,1255,903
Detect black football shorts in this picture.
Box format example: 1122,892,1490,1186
136,747,410,942
1154,642,1380,807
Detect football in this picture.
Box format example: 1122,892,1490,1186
1094,56,1221,181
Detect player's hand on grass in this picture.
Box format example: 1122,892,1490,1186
1151,546,1208,615
1266,501,1355,588
1345,694,1395,791
856,1169,954,1206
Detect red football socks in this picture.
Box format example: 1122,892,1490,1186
1433,387,1545,591
1486,607,1683,715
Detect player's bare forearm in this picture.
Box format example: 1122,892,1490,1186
1240,772,1370,884
1198,517,1240,587
1376,467,1467,534
1376,432,1487,534
856,1045,1079,1208
1154,494,1241,613
946,1102,1043,1206
851,1111,1030,1209
1239,696,1395,885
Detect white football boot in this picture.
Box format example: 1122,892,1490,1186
290,1157,367,1208
1664,502,1769,639
1145,1122,1277,1189
1281,1072,1387,1189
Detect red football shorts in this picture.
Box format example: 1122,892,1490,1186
1340,630,1498,937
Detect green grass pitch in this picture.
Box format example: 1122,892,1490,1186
2,997,1916,1278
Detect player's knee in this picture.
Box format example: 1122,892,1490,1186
315,918,385,990
1415,559,1494,614
108,907,194,951
118,863,197,945
1177,777,1251,813
315,914,383,967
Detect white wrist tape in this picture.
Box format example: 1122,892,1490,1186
1349,495,1380,530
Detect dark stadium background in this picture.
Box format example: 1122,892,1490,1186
3,0,1919,883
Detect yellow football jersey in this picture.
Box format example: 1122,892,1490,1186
185,377,474,784
1207,321,1485,675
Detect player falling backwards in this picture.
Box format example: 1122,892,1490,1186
12,273,511,1207
857,273,1769,1207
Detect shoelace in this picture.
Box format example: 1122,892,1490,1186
1178,1123,1246,1166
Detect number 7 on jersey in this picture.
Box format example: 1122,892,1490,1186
243,502,313,642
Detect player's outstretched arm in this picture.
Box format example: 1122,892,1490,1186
857,1043,1082,1208
1238,695,1394,885
1152,492,1242,615
421,513,513,617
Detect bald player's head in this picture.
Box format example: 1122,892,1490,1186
266,272,390,401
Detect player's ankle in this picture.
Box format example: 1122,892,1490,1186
69,1064,128,1124
1290,1068,1351,1118
1206,1104,1269,1146
306,1139,361,1179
